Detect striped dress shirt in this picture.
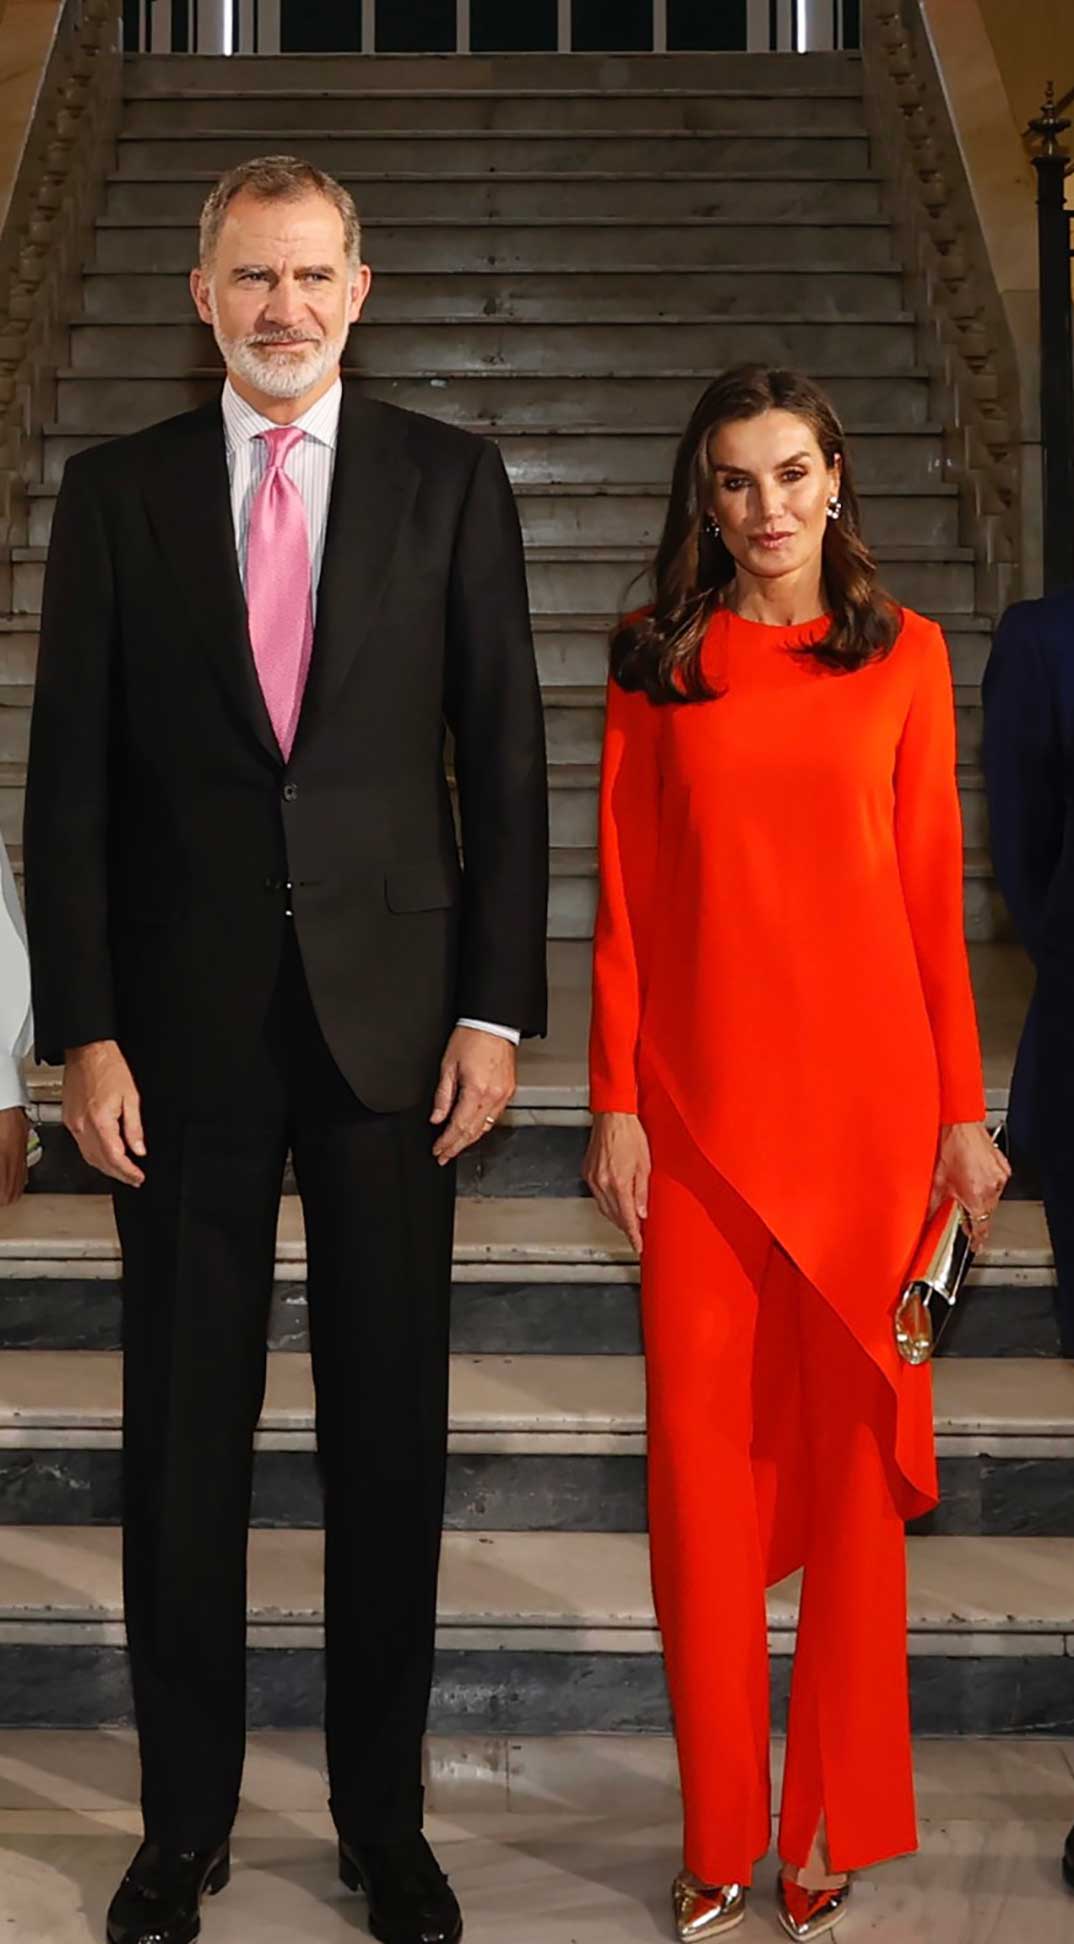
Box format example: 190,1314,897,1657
220,379,519,1047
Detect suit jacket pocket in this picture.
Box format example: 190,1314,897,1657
384,867,460,913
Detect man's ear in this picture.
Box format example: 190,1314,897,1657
190,267,213,326
349,263,373,324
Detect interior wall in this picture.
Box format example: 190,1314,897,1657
976,0,1074,137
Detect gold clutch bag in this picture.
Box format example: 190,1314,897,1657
894,1124,1008,1366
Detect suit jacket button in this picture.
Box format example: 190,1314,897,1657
282,782,298,803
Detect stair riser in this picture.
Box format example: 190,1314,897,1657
102,176,886,225
124,53,866,94
40,428,948,491
541,624,993,688
527,556,976,615
0,710,27,764
0,1643,1069,1734
964,878,1009,944
83,267,909,323
0,1445,1067,1536
0,634,36,683
28,487,959,553
21,1112,595,1197
543,700,983,765
68,319,919,378
550,784,597,848
549,873,1006,943
92,221,899,273
122,93,871,135
0,845,1003,944
962,783,989,848
54,372,932,433
116,135,873,176
0,1277,1055,1357
521,494,956,551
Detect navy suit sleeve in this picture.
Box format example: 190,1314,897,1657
982,604,1065,963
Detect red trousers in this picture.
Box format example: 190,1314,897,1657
641,1080,917,1885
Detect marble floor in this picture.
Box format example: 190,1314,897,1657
0,1733,1072,1941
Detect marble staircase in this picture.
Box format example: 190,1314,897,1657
0,48,1005,942
0,49,1055,1738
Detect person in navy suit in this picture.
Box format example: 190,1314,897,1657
982,586,1074,1362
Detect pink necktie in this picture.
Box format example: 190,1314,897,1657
245,425,314,762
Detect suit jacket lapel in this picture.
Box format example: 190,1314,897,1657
139,398,281,766
291,387,420,758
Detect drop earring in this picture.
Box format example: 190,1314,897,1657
827,496,842,522
703,515,720,538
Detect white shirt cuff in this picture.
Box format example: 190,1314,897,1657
456,1018,521,1047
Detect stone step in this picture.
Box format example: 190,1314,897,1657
2,540,977,623
101,172,887,226
0,1192,1048,1281
0,1270,1057,1361
38,423,947,491
0,755,1003,937
51,370,933,432
541,681,982,762
91,217,899,273
25,480,958,553
8,1349,1071,1445
0,1522,1064,1643
1,1353,1071,1537
122,52,865,95
3,1524,1074,1732
525,546,976,617
65,317,919,379
115,132,873,177
534,612,993,688
14,934,1026,1119
122,87,871,135
82,266,909,323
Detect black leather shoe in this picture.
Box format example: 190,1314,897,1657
1063,1824,1074,1891
106,1840,231,1944
339,1833,463,1944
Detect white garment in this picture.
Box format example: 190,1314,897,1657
220,379,520,1049
0,836,31,1109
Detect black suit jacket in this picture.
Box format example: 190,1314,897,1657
24,386,549,1112
982,585,1074,1170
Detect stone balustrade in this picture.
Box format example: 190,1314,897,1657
863,0,1024,613
0,0,122,545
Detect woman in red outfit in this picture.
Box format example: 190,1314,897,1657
583,367,1009,1941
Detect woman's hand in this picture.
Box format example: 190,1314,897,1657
929,1121,1011,1247
583,1110,652,1255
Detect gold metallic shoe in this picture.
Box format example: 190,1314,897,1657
672,1870,747,1939
777,1871,851,1939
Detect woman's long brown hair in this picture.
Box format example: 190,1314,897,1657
611,365,902,704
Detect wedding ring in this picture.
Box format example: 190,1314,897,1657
484,1115,496,1126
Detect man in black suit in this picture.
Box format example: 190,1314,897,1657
983,588,1074,1360
983,584,1074,1894
25,156,548,1944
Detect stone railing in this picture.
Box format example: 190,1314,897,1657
862,0,1024,616
0,0,123,545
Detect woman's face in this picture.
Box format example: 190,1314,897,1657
706,409,842,585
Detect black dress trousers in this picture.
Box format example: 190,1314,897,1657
114,923,456,1851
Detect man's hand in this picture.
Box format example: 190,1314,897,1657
63,1040,146,1187
430,1026,516,1165
0,1107,28,1207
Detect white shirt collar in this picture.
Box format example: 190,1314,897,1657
221,376,342,453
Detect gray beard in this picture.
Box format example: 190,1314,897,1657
211,319,350,401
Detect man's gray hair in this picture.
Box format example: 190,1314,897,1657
199,154,363,271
